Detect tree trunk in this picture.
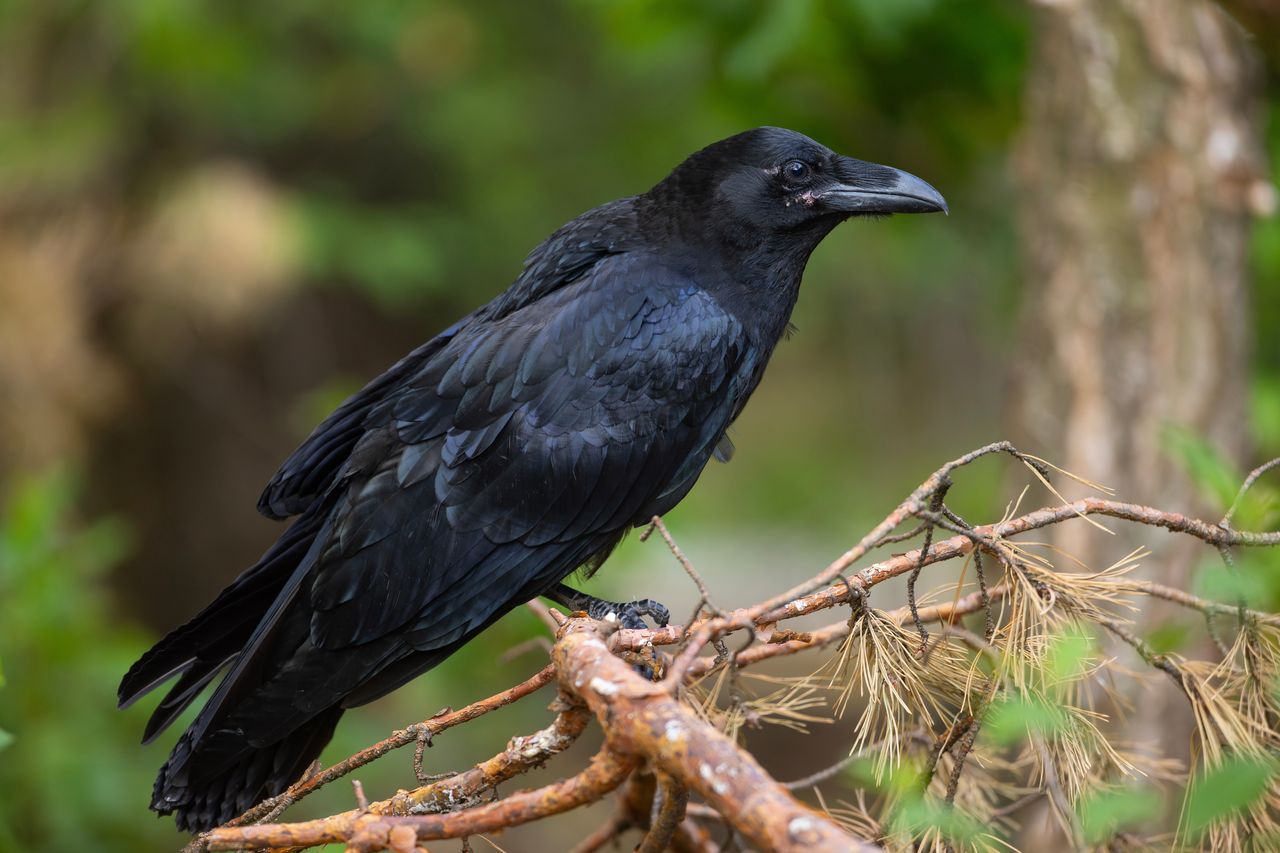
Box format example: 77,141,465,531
1013,0,1267,576
1010,0,1270,781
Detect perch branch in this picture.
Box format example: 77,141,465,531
206,748,637,849
221,665,556,828
553,618,878,852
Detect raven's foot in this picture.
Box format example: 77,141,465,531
547,584,670,630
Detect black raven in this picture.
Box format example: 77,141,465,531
119,126,946,831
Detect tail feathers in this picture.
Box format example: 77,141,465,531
118,513,324,739
153,705,343,832
139,663,229,744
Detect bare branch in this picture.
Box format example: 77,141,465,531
221,665,556,828
636,772,688,853
382,701,591,816
206,748,638,850
554,619,877,852
1221,457,1280,527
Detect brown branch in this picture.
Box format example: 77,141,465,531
206,748,638,850
682,585,1010,680
380,700,591,816
220,665,556,829
636,772,688,853
618,494,1280,670
553,618,878,852
1123,578,1280,623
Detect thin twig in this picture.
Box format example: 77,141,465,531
666,441,1031,682
1221,457,1280,528
908,486,949,652
875,521,931,546
782,737,893,790
1122,579,1278,624
645,516,722,614
1095,614,1186,690
499,636,553,664
207,748,638,850
220,665,556,828
527,598,565,632
943,714,983,806
974,549,994,641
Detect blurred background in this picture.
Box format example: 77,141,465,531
0,1,1277,850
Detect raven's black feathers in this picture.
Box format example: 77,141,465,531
123,127,946,832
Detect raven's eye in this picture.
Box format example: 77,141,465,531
782,160,812,183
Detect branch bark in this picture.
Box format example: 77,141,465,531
553,619,876,852
207,747,636,850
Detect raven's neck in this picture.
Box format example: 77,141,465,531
682,228,836,348
711,239,815,346
635,191,841,348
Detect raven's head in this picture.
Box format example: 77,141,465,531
648,126,946,246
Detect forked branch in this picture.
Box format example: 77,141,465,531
197,443,1280,852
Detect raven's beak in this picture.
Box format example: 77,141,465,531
820,159,948,215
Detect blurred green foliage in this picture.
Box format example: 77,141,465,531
1182,754,1278,839
1166,426,1280,615
1253,110,1280,457
1077,785,1163,845
0,662,10,752
0,469,564,852
0,470,176,850
0,0,1027,311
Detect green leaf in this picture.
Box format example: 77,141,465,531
0,657,7,751
1045,622,1094,684
724,0,814,82
1145,620,1193,655
984,697,1068,745
1183,755,1276,836
843,0,941,44
1078,786,1162,844
1252,375,1280,459
890,793,983,844
1162,425,1242,513
1194,561,1270,609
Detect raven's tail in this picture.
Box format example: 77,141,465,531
119,510,345,832
117,511,327,740
153,705,343,832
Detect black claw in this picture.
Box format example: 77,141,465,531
549,584,670,630
584,599,646,630
628,598,670,627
